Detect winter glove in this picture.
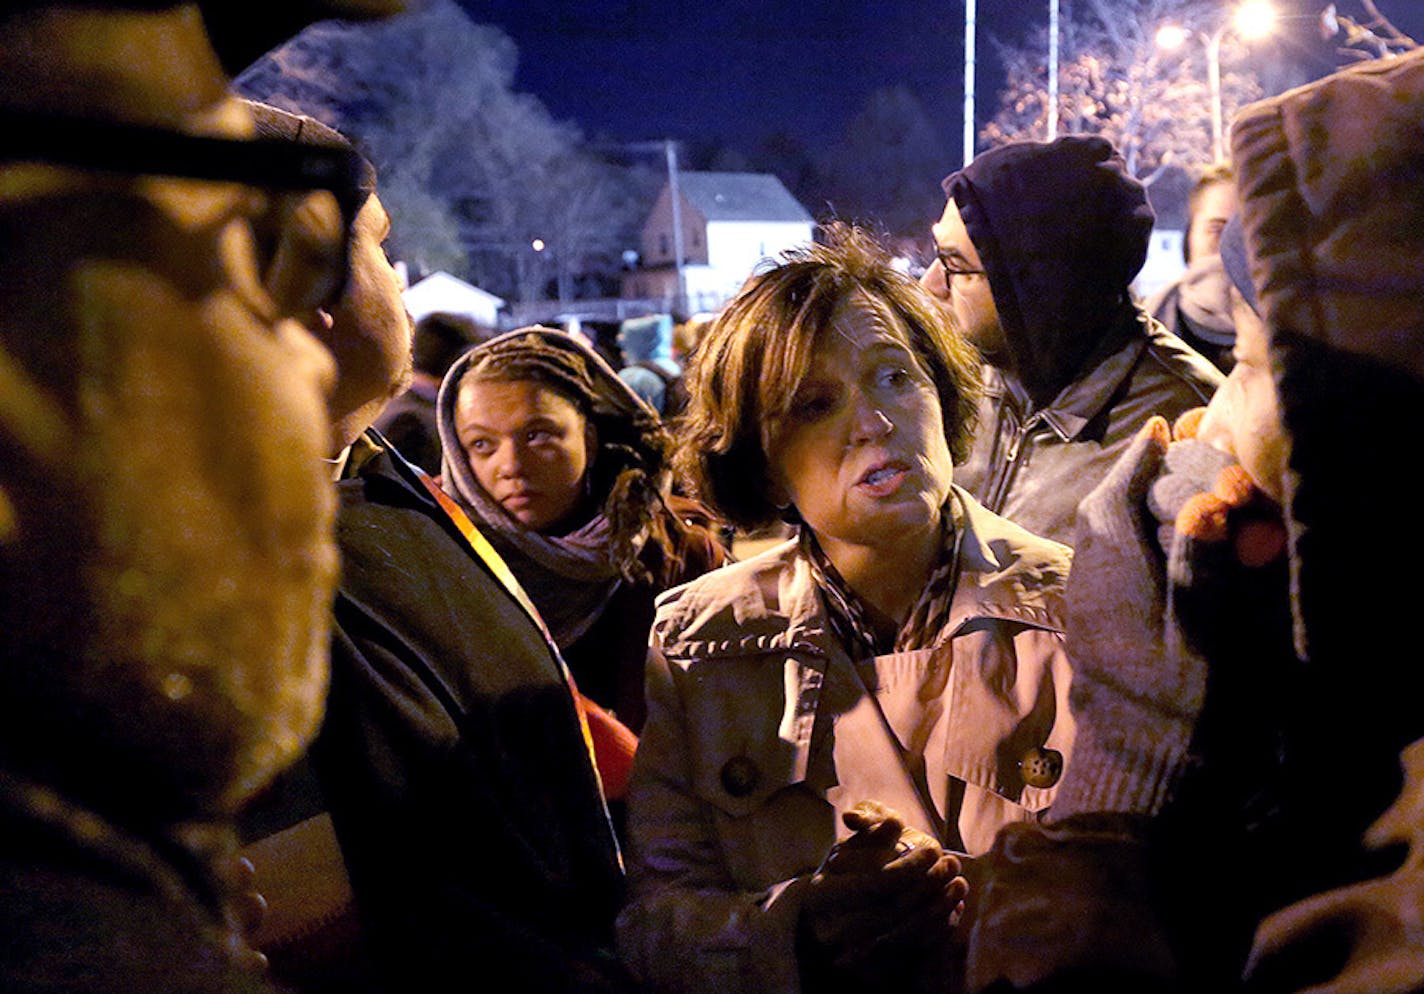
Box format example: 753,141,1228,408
1149,408,1287,602
1051,415,1196,818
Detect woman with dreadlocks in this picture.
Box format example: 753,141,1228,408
436,327,730,747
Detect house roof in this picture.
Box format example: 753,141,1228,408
675,172,814,223
403,271,505,322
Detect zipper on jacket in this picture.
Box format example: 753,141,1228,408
1004,424,1028,464
985,415,1031,513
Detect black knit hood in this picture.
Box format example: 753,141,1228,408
942,135,1154,407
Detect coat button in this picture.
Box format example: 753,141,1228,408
1020,746,1064,789
720,756,761,798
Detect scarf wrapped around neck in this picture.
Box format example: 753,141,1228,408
800,491,966,660
435,327,669,650
1175,253,1237,348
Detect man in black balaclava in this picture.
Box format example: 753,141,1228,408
921,135,1224,546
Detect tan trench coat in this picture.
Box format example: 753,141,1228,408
617,489,1075,994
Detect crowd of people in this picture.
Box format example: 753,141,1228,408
5,4,1424,994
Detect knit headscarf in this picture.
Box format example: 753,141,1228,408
436,327,673,649
1228,47,1424,868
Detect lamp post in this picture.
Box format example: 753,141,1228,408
1157,1,1276,162
964,0,977,166
1047,0,1060,140
664,139,686,316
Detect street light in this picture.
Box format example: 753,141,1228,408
1156,1,1277,161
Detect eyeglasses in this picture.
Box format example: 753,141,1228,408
0,108,367,311
935,246,986,283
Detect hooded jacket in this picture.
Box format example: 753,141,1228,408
435,327,726,732
945,135,1154,407
944,136,1223,545
617,314,682,416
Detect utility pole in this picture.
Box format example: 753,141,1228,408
665,139,685,316
1048,0,1060,139
964,0,977,166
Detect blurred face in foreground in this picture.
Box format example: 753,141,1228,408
767,295,955,563
1196,289,1290,503
1,134,342,816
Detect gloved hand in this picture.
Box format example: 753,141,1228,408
800,801,967,978
1149,407,1286,586
1149,413,1290,799
1052,416,1199,818
1146,409,1237,557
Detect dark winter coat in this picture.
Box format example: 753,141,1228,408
0,770,276,994
954,311,1221,547
308,436,632,994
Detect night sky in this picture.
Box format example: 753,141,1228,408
469,1,1424,161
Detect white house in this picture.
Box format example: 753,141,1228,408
402,271,506,330
622,171,815,313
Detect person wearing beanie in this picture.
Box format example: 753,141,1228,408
962,49,1424,994
227,100,412,993
921,134,1224,547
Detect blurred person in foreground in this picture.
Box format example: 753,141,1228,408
962,47,1424,994
617,224,1075,994
0,0,399,989
1143,162,1240,373
921,135,1223,546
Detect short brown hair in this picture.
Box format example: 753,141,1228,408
1188,161,1235,220
1185,161,1235,262
676,223,981,531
